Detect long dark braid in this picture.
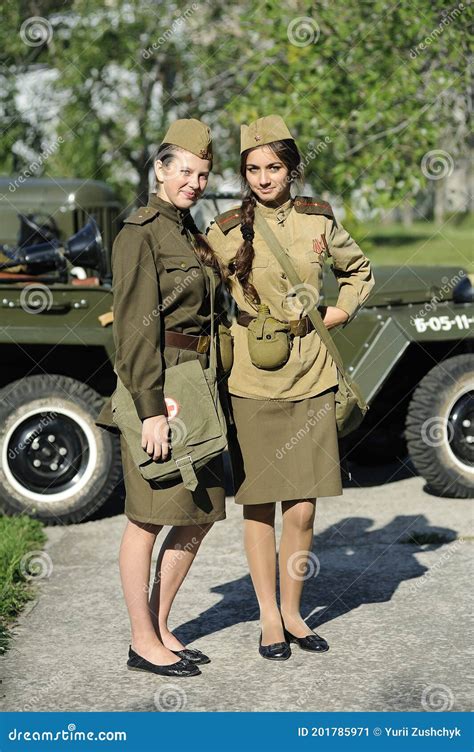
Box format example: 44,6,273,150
234,194,260,304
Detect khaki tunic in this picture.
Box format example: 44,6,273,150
206,196,375,401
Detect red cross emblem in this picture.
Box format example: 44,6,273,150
165,397,179,418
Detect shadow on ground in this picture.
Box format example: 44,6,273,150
173,514,457,646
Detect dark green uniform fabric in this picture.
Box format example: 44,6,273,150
95,193,226,525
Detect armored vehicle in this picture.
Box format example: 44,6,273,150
0,190,472,524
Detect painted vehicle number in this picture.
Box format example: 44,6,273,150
412,314,474,333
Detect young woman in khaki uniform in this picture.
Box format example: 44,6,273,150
207,115,374,660
96,119,226,677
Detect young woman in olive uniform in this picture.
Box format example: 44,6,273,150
207,115,374,660
96,119,226,677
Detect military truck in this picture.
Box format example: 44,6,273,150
0,187,472,524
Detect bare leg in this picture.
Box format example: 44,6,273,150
243,503,284,645
149,523,213,650
119,518,180,665
279,498,317,637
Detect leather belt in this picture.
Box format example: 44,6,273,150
164,330,211,353
237,311,315,338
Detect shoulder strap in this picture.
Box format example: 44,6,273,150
293,196,334,219
124,205,160,225
253,212,346,375
214,207,242,234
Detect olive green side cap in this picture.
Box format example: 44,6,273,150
240,115,294,153
162,118,212,160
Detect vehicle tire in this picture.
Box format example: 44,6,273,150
405,354,474,498
0,375,122,524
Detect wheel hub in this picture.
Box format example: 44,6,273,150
7,412,90,494
448,390,474,468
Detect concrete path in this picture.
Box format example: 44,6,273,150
1,460,472,713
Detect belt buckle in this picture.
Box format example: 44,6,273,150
175,455,193,467
292,319,307,337
197,335,210,353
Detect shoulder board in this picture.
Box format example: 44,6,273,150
294,196,334,219
123,206,160,226
215,207,242,234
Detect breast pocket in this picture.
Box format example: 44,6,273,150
159,256,204,309
161,255,202,284
292,250,324,282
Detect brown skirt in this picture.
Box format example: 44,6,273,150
228,388,343,504
119,434,226,526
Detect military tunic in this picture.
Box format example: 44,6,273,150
207,195,375,504
95,193,226,525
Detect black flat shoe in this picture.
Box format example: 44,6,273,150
127,646,201,677
171,648,210,665
259,631,291,661
283,628,329,653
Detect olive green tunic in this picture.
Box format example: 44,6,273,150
95,193,226,526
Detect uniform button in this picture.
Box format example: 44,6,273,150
180,262,186,268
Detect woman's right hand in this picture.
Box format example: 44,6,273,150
141,415,170,461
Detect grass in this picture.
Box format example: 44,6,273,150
351,214,473,272
0,515,46,654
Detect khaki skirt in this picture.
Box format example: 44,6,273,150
119,434,226,526
228,387,343,504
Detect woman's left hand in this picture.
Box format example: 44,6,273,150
319,306,349,329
